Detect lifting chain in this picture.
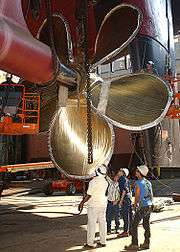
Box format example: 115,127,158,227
81,0,93,164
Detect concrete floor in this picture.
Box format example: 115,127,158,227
0,192,180,252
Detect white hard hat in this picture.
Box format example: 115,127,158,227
122,168,129,177
96,164,107,176
137,165,149,176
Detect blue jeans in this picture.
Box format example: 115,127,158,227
121,198,133,233
106,200,120,232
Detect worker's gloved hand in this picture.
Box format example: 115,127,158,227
113,201,118,206
119,199,123,206
78,202,83,212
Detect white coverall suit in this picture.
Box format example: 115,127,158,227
86,175,108,246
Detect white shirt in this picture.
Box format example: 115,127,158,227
107,181,120,202
87,176,108,208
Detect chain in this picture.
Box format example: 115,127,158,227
81,0,93,164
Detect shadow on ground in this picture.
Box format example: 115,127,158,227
0,202,88,252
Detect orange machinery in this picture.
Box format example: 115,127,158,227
0,161,54,173
167,92,180,119
0,161,86,197
166,76,180,119
0,83,40,135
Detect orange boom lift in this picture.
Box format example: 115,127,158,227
166,76,180,119
0,83,40,135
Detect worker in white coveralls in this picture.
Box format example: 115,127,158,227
78,164,108,249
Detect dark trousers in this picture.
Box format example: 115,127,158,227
131,206,152,245
121,199,133,233
106,200,120,232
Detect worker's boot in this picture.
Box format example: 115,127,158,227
83,243,95,249
139,242,150,249
115,228,120,234
118,231,129,238
124,243,139,250
96,242,106,247
107,229,111,235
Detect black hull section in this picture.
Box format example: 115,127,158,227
129,34,174,168
129,35,169,77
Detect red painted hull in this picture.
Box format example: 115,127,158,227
0,0,53,83
0,0,172,84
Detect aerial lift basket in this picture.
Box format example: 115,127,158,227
0,84,40,135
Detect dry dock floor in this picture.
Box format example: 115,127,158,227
0,192,180,252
